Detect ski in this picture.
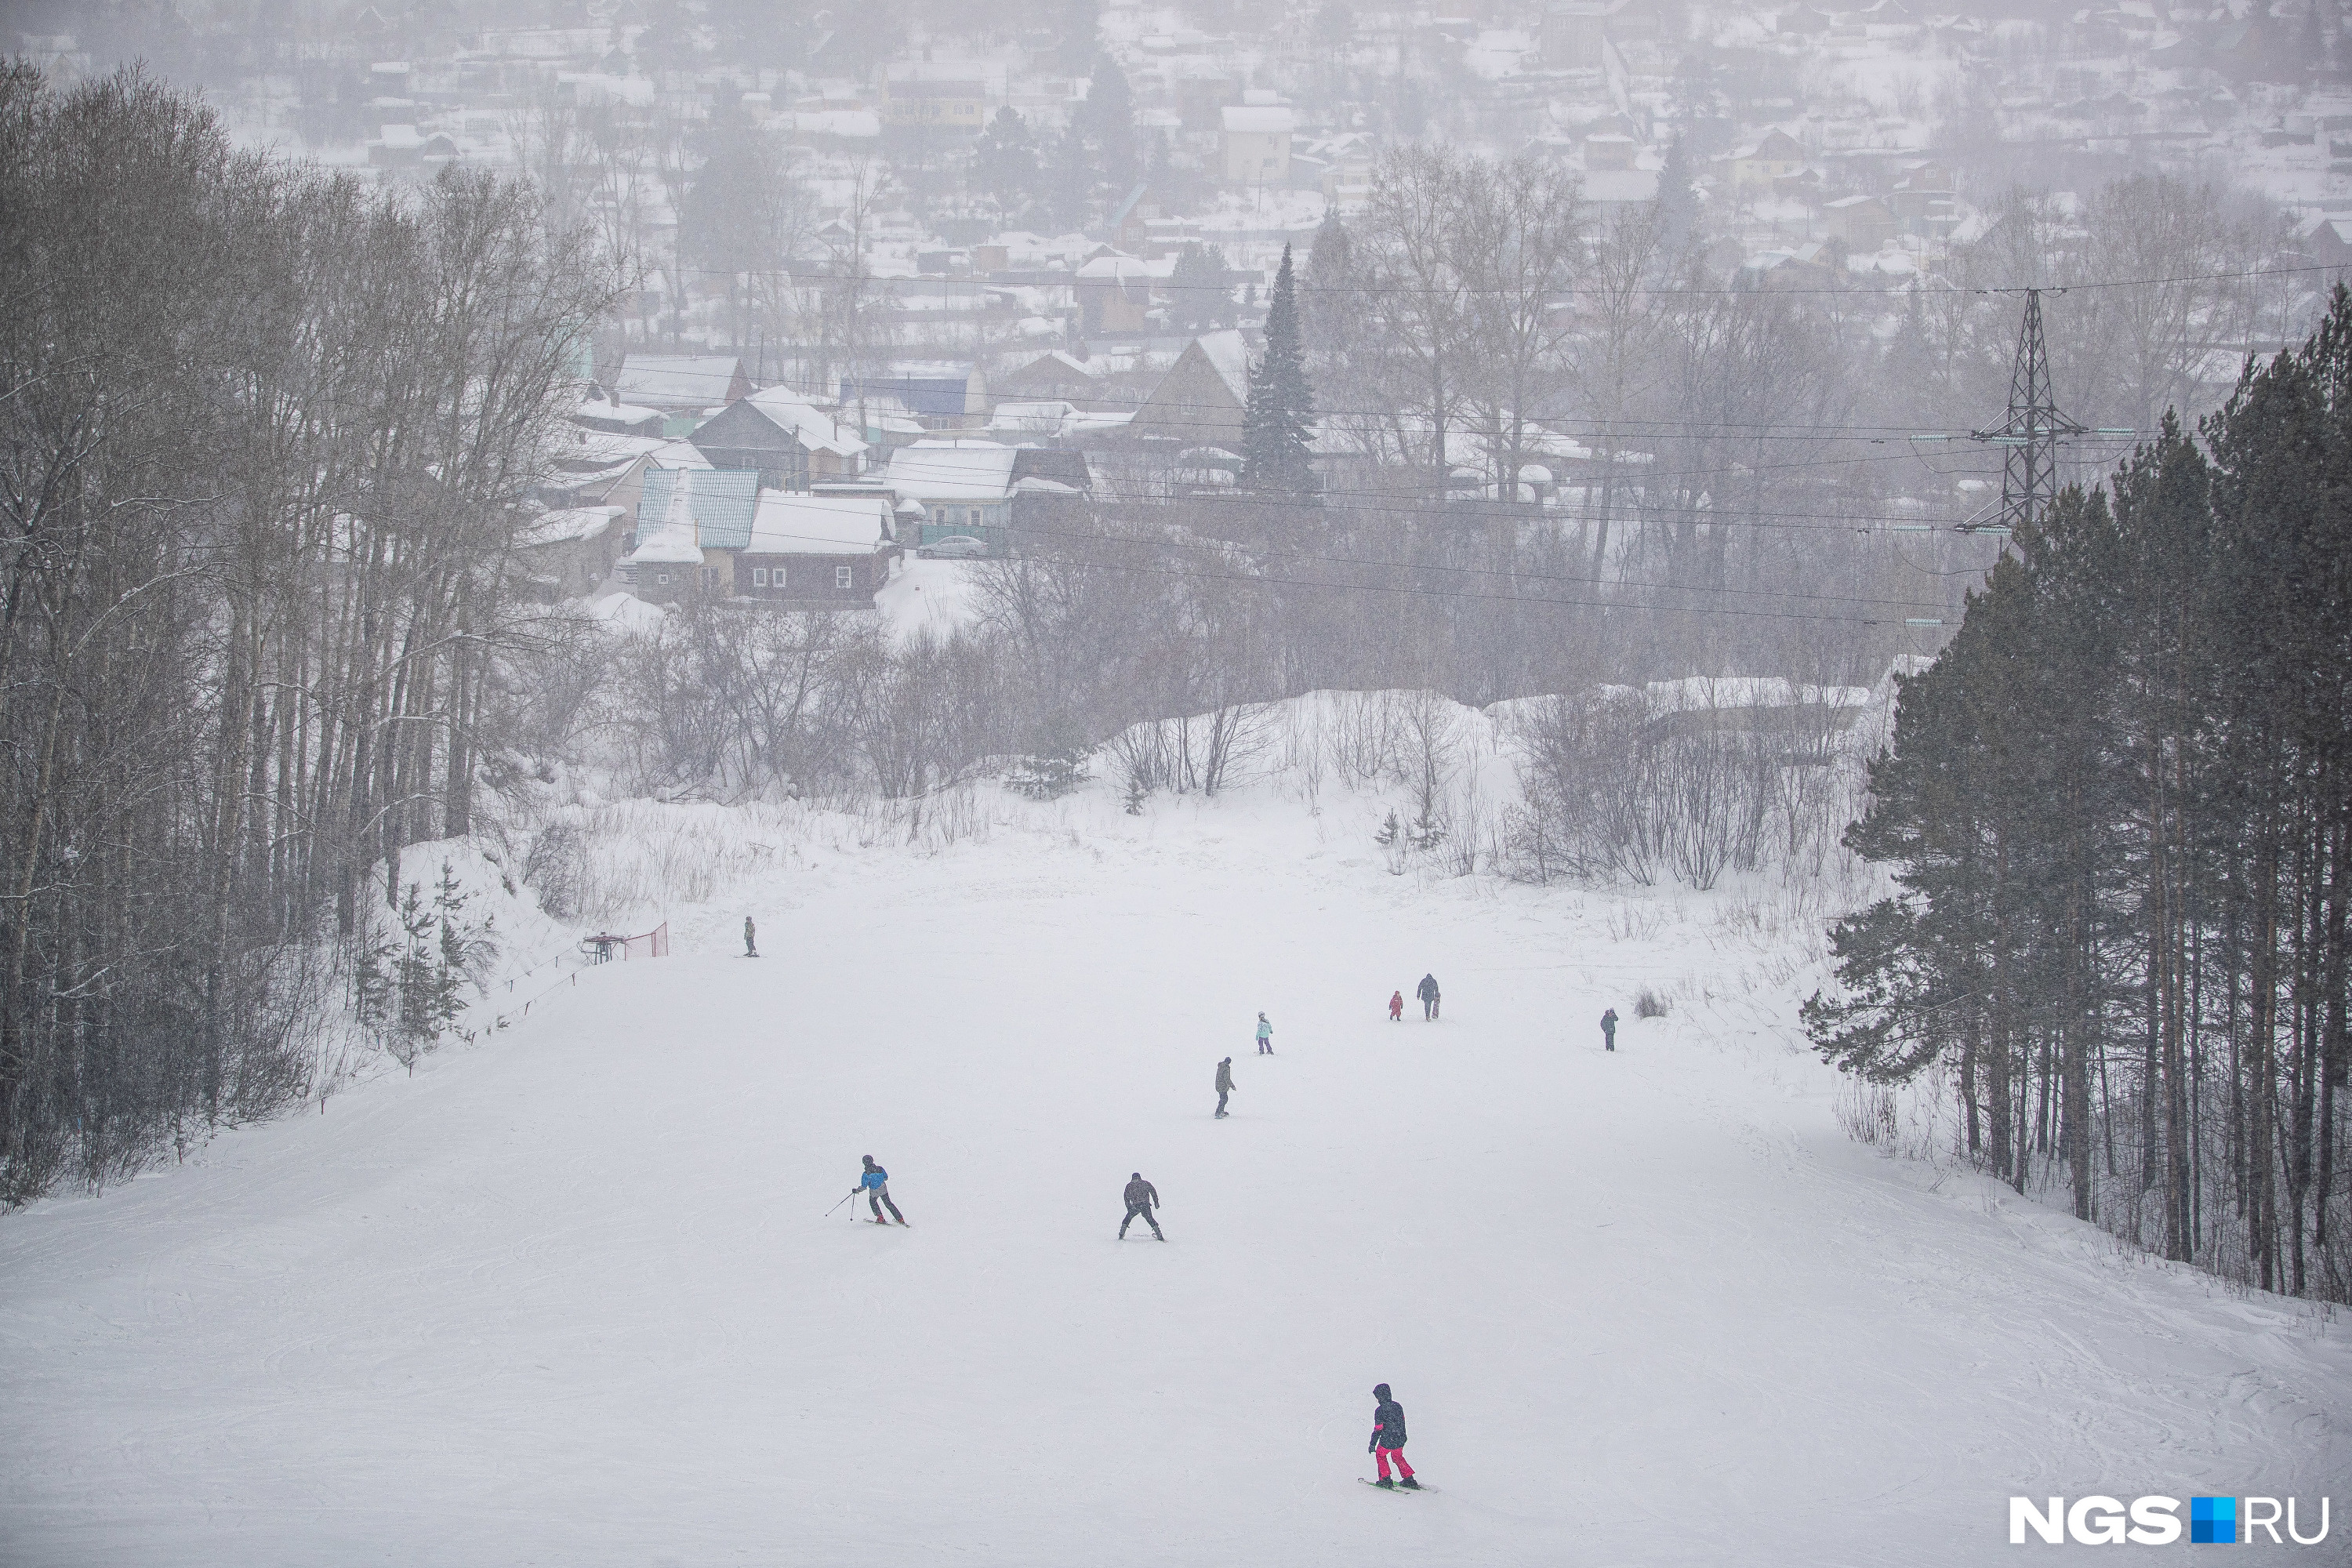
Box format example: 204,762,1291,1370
1359,1479,1435,1494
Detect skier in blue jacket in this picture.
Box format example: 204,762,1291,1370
852,1156,906,1225
1256,1012,1274,1054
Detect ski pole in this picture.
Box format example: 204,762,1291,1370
826,1192,854,1218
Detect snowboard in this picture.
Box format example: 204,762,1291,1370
1359,1479,1436,1494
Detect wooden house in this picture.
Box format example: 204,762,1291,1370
733,492,898,608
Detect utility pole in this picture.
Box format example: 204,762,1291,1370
1965,288,2084,552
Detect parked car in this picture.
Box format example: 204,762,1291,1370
924,534,989,559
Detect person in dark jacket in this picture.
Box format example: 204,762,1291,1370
1601,1007,1618,1051
1368,1383,1418,1487
1417,973,1441,1021
1214,1057,1235,1117
851,1155,906,1225
1120,1172,1164,1240
743,916,757,957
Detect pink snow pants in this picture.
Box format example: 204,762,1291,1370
1374,1447,1414,1481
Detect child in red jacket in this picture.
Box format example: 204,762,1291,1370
1388,990,1404,1021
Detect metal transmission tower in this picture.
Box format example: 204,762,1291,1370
1965,288,2083,545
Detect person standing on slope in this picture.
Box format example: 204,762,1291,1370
744,916,758,957
1388,990,1404,1022
1120,1172,1165,1240
1256,1012,1274,1054
1215,1057,1236,1118
1417,973,1441,1021
852,1155,906,1225
1601,1007,1618,1052
1367,1383,1419,1488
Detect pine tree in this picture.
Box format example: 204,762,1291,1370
974,107,1040,223
1242,244,1317,495
1078,56,1138,193
1303,211,1355,372
1167,241,1229,334
1045,125,1093,231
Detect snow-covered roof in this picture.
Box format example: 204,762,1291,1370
520,505,623,547
622,528,702,566
743,386,866,458
989,400,1078,434
647,437,714,470
1195,328,1252,401
1027,350,1103,379
1221,105,1296,134
1076,251,1158,281
576,391,662,426
746,492,895,555
884,441,1020,501
615,354,741,408
554,427,668,468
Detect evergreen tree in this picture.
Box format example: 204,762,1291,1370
1044,125,1094,232
973,107,1040,223
1242,244,1317,494
1303,210,1355,370
1167,241,1230,334
1076,56,1138,194
1656,136,1698,260
1808,286,2352,1298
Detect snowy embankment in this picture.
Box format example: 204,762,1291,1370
3,696,2347,1566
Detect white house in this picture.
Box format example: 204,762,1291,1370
884,441,1022,555
1221,96,1296,187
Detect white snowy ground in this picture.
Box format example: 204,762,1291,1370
5,785,2350,1566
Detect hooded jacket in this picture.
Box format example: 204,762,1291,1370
1416,975,1439,1002
1215,1059,1235,1093
1123,1176,1159,1211
1370,1388,1407,1448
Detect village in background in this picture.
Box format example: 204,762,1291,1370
14,0,2351,622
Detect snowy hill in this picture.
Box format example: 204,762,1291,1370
4,750,2348,1565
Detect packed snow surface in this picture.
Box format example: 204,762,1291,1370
5,786,2348,1565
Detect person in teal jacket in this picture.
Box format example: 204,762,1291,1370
1256,1012,1273,1054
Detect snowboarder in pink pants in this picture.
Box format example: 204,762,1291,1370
1368,1383,1419,1488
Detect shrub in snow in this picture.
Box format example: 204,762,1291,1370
1634,987,1670,1019
524,823,590,920
358,860,500,1072
1007,751,1091,800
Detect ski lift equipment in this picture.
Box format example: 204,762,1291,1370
581,923,670,963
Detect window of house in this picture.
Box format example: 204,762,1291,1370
835,565,854,590
772,565,786,589
656,572,670,585
967,507,982,528
751,567,767,586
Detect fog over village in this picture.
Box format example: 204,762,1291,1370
2,1,2350,1563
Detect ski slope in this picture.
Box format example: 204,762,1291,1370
4,790,2348,1566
